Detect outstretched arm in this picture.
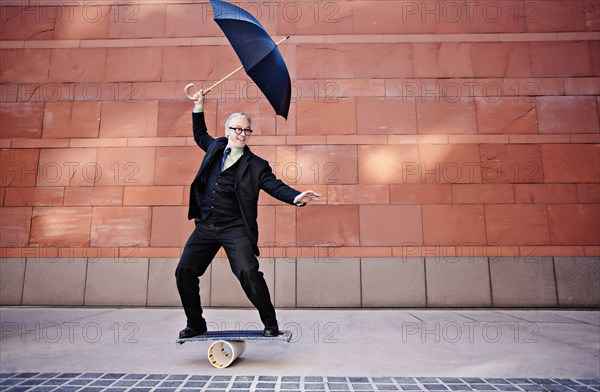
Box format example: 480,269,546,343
293,190,321,206
260,165,320,206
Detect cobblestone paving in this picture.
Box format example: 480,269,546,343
1,373,599,392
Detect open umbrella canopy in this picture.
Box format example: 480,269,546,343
210,0,291,119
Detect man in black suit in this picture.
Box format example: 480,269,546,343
176,90,320,338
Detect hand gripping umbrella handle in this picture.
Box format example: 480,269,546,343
184,36,291,101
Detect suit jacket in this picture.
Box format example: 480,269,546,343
188,112,301,256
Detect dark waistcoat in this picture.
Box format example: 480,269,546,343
196,150,242,224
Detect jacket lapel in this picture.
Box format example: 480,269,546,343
235,148,251,188
195,137,227,181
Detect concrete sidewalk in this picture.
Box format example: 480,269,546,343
0,307,599,390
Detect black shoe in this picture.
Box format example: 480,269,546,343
263,326,280,337
179,326,207,339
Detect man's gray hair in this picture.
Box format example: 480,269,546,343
225,112,252,133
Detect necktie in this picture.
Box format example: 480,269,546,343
221,147,231,172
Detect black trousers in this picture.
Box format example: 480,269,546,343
175,219,277,329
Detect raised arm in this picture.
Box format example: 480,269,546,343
191,89,214,151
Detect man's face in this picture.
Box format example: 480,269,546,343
225,116,251,148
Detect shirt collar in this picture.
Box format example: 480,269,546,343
225,146,244,163
226,146,244,156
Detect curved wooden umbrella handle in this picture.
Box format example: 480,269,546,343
183,78,229,100
184,83,201,100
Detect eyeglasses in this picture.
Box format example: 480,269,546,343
229,127,253,136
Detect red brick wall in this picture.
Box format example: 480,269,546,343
0,0,598,307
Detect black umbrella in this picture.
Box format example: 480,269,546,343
185,0,291,119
